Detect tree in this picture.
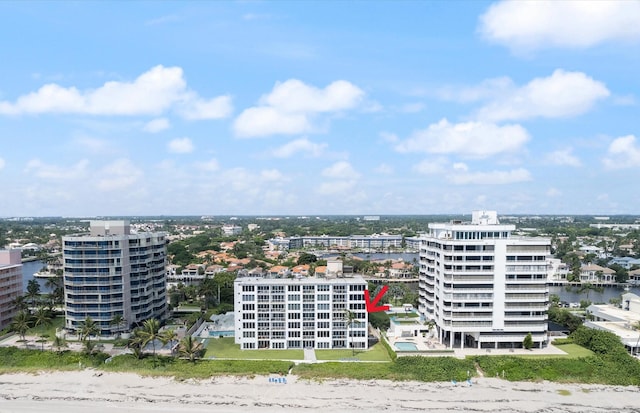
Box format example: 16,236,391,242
26,279,41,309
523,332,533,350
33,306,52,329
52,335,67,354
297,252,317,265
11,311,32,345
79,316,99,346
160,328,178,355
578,282,602,301
344,309,357,356
109,313,126,338
178,336,204,363
137,318,161,360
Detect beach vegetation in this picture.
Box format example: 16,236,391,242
178,336,204,363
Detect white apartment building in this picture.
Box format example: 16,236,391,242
62,221,168,335
234,276,368,350
419,211,550,349
0,250,23,331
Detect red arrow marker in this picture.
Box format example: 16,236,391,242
365,286,390,313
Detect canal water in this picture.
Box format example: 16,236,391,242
21,260,53,293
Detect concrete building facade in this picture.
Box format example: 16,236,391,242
234,276,368,350
0,250,23,331
418,211,550,349
62,220,168,335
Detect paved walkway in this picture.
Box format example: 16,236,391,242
303,347,317,362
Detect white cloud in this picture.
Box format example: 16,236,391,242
602,135,640,169
0,65,232,120
316,161,361,195
547,187,562,197
546,148,582,167
317,180,358,195
270,138,328,158
379,132,399,143
194,158,220,172
234,107,311,137
233,79,364,137
0,157,5,170
167,137,194,154
437,77,514,103
413,158,448,175
321,161,360,179
25,159,89,180
479,1,640,52
452,162,468,172
475,70,609,122
143,118,171,133
97,158,143,191
73,136,111,153
449,168,532,185
260,169,287,182
395,118,529,158
375,163,394,174
179,95,233,120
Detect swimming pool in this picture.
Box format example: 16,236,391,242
395,342,418,351
206,330,234,337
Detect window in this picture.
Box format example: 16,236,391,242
242,285,255,292
242,313,255,320
317,285,330,291
242,322,255,329
242,294,255,301
242,304,255,311
243,331,255,338
288,313,301,319
288,303,300,310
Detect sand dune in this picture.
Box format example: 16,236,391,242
0,370,638,413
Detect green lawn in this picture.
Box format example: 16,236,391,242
393,312,419,318
515,343,593,359
204,337,304,360
27,316,64,339
315,342,391,361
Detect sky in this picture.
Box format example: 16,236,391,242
1,1,639,217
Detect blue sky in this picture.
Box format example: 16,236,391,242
1,1,639,217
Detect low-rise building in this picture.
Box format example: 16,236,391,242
234,276,368,350
0,250,23,331
579,263,616,284
586,293,640,354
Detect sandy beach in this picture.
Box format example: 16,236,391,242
0,370,638,413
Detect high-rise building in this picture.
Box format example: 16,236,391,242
0,249,23,331
62,220,167,335
234,276,368,350
419,211,550,349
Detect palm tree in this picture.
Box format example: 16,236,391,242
79,316,100,346
33,306,52,329
178,336,204,363
26,279,41,309
137,318,161,360
160,328,178,355
52,335,67,354
344,309,357,356
11,296,28,313
11,311,32,346
109,313,126,338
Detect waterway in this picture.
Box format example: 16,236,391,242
321,252,419,262
21,260,53,293
550,285,640,304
